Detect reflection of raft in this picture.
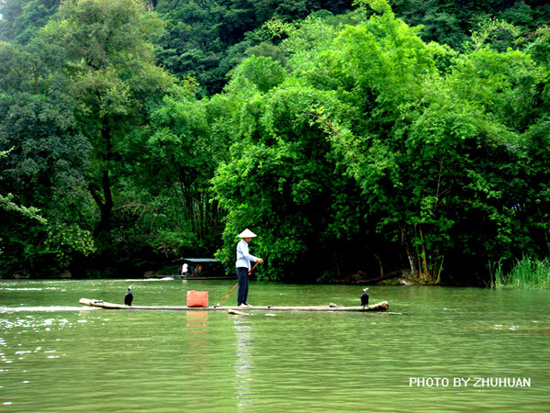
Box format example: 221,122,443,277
79,298,389,312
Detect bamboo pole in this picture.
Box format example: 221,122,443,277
215,261,260,306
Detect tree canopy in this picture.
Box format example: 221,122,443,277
1,0,549,284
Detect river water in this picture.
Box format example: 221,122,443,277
1,279,549,412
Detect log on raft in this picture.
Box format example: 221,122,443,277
79,298,389,312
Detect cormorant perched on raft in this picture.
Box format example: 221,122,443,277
125,287,133,306
361,288,369,308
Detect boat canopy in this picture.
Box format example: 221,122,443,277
181,258,220,264
172,258,221,264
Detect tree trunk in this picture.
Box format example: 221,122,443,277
90,124,114,236
89,169,113,236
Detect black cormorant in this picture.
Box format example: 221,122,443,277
125,287,133,306
361,288,369,308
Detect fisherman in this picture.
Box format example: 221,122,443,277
236,229,263,307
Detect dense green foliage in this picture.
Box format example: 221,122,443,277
1,0,549,283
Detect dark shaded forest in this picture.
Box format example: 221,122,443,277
1,0,549,285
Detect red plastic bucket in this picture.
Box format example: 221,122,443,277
187,290,209,307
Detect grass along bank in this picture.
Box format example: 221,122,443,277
491,256,550,289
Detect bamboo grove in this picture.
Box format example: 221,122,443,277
1,0,549,284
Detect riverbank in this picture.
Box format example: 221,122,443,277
3,256,549,290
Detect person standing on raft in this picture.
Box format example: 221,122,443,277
236,229,263,307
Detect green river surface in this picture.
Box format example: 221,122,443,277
1,279,549,412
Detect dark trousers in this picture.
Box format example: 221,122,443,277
237,267,249,306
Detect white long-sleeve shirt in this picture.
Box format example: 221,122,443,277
235,239,259,269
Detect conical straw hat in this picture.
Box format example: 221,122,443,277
238,228,257,238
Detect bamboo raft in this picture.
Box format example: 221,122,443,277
79,298,389,312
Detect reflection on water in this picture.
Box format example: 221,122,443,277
0,280,549,412
185,311,209,378
233,317,253,411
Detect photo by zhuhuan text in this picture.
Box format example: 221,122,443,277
409,377,532,388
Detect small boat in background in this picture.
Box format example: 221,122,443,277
171,258,235,280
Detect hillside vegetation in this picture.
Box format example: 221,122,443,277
1,0,549,285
